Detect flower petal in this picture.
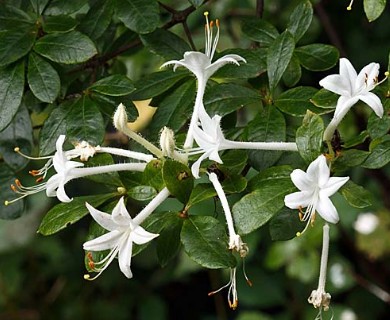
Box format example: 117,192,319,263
306,155,328,183
290,169,313,191
86,202,118,231
339,58,357,91
131,225,159,245
205,55,245,79
316,194,339,224
118,233,133,278
191,152,209,179
83,230,122,251
56,183,72,203
284,191,313,209
333,96,359,120
355,62,379,92
321,176,349,197
111,197,132,226
358,92,383,117
319,74,351,96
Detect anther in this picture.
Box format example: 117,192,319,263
4,200,10,206
216,19,220,28
347,0,354,10
229,300,238,310
36,177,44,183
11,184,17,192
14,147,20,152
210,21,214,28
15,179,22,187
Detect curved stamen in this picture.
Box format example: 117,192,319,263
14,147,52,160
347,0,354,10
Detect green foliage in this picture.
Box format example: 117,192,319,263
364,0,387,22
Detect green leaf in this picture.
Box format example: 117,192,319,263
188,0,203,8
233,178,295,235
275,86,330,116
162,159,194,204
91,93,138,121
267,31,295,92
66,96,105,145
222,175,247,194
39,102,71,155
38,193,116,235
29,0,50,15
296,111,324,163
204,84,261,117
140,28,191,60
311,88,338,109
79,0,114,39
157,216,183,267
286,0,313,43
0,163,24,219
213,48,267,79
143,160,165,191
130,70,189,100
219,150,248,175
367,100,390,139
127,185,157,201
364,0,387,22
241,17,279,46
34,31,97,64
248,165,293,191
186,183,217,208
148,79,196,138
0,24,37,67
295,44,339,71
0,6,35,30
282,54,302,87
181,216,236,269
333,149,369,171
89,75,135,96
42,15,78,33
362,135,390,169
82,154,123,187
340,181,372,208
342,130,369,148
27,52,60,103
0,61,25,131
269,207,306,241
45,0,88,15
116,0,159,34
246,106,286,171
0,103,33,171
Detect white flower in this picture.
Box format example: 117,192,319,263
190,108,298,178
320,58,383,140
284,155,349,234
83,197,159,279
161,12,246,149
353,212,379,234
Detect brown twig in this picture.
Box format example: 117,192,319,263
256,0,264,18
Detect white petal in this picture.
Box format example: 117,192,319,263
319,74,351,96
131,225,159,245
358,92,383,117
339,58,357,88
118,234,133,278
191,152,209,179
112,197,132,226
55,135,66,152
290,169,313,191
316,194,339,224
83,230,122,251
316,155,331,188
205,55,246,78
56,183,72,203
306,155,326,180
86,202,118,231
321,176,349,197
333,96,359,120
284,191,313,209
356,62,379,92
45,174,60,197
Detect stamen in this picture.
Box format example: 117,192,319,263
14,147,52,160
347,0,354,10
242,259,253,287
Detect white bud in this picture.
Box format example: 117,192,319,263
160,127,176,158
113,103,128,131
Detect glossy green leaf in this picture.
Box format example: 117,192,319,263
269,207,306,241
267,31,295,92
0,104,33,171
42,15,78,33
143,160,165,191
79,0,114,39
89,75,135,96
286,0,313,42
116,0,159,34
82,154,123,187
181,216,236,269
0,163,24,219
275,86,330,116
367,100,390,139
204,84,261,117
186,184,217,208
91,93,138,121
0,61,25,131
29,0,50,15
342,130,369,148
219,150,248,175
246,107,286,171
296,111,324,163
222,174,247,194
213,48,267,79
248,165,293,191
127,185,157,201
38,193,116,235
364,0,387,22
0,5,35,30
340,181,372,208
188,0,203,8
162,159,194,204
241,17,279,46
295,44,339,71
282,54,302,87
130,70,190,100
157,215,183,267
140,28,191,60
311,88,338,109
0,24,37,67
27,52,60,103
66,96,105,145
146,79,196,139
333,149,369,171
233,178,295,235
34,31,97,64
44,0,88,15
362,135,390,169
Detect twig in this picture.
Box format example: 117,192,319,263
256,0,264,18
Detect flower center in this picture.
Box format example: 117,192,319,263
296,188,319,236
204,12,220,60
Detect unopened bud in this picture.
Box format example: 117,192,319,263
160,127,176,158
113,103,129,131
